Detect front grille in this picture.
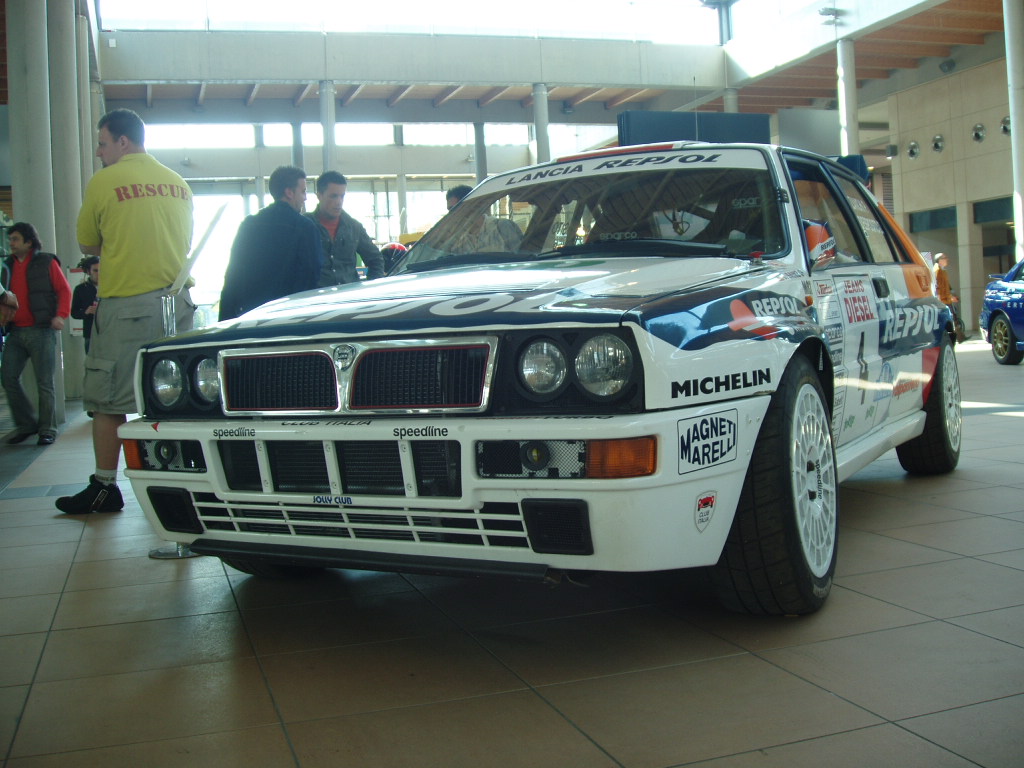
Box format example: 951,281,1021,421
224,352,338,411
187,497,530,549
218,439,461,498
351,345,489,410
215,339,495,415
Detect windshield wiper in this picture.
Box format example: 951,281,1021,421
536,240,729,260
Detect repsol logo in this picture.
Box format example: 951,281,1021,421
678,410,738,474
671,368,772,399
750,296,800,316
592,153,722,170
881,304,940,343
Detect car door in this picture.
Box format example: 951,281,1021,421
786,156,935,447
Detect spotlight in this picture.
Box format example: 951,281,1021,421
939,59,956,74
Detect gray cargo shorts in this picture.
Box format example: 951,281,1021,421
83,288,195,415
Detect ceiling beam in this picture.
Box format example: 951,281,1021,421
339,84,364,107
433,85,462,108
245,84,260,107
196,82,207,107
566,88,604,108
387,85,414,108
478,86,509,107
293,83,315,107
146,84,153,108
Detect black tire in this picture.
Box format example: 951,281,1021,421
710,355,837,616
990,315,1024,365
896,335,962,475
221,556,323,579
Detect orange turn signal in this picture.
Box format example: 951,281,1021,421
586,436,657,478
123,439,144,470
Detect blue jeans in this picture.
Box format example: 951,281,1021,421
1,326,58,437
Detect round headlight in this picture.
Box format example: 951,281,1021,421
575,334,633,397
519,340,567,395
151,358,185,408
194,357,221,403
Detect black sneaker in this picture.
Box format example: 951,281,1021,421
56,476,124,514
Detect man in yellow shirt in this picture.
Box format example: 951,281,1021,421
57,109,194,514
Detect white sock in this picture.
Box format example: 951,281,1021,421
95,468,117,486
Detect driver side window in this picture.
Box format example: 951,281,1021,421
789,166,865,269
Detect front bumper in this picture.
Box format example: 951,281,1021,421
121,399,768,574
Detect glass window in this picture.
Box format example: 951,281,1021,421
832,176,902,264
789,162,865,268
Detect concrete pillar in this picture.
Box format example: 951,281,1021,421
319,80,336,174
1004,0,1024,265
837,38,860,156
291,122,304,169
532,83,551,163
956,201,985,332
473,122,488,183
7,0,57,239
397,174,409,237
76,13,95,190
723,88,739,113
48,0,82,407
7,0,61,424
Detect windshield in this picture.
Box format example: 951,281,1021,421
401,150,785,273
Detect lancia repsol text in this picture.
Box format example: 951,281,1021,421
671,369,772,398
593,153,722,170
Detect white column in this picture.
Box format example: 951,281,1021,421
7,0,56,238
291,122,304,169
76,13,96,188
837,38,860,156
1004,0,1024,264
48,0,82,408
397,174,408,237
723,88,739,113
319,80,336,174
533,83,551,163
7,1,60,423
473,122,488,183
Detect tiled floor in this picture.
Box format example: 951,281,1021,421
1,339,1022,767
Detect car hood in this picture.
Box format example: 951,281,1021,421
172,256,769,346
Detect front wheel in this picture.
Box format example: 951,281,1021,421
990,315,1024,365
710,355,837,615
896,335,961,474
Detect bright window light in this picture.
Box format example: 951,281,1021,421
145,124,256,150
100,0,721,44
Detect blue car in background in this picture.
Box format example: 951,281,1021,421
980,260,1024,365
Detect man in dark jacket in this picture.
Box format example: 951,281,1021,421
70,255,99,352
219,165,322,321
2,222,72,445
306,170,385,286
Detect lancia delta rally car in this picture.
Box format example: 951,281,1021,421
121,142,963,615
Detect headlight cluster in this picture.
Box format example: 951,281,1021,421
517,332,634,400
147,352,222,413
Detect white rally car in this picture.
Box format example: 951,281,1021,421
121,142,962,615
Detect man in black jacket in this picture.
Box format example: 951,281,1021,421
70,255,99,352
219,166,322,321
306,170,385,286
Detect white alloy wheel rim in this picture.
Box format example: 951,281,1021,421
790,383,837,578
941,344,963,452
